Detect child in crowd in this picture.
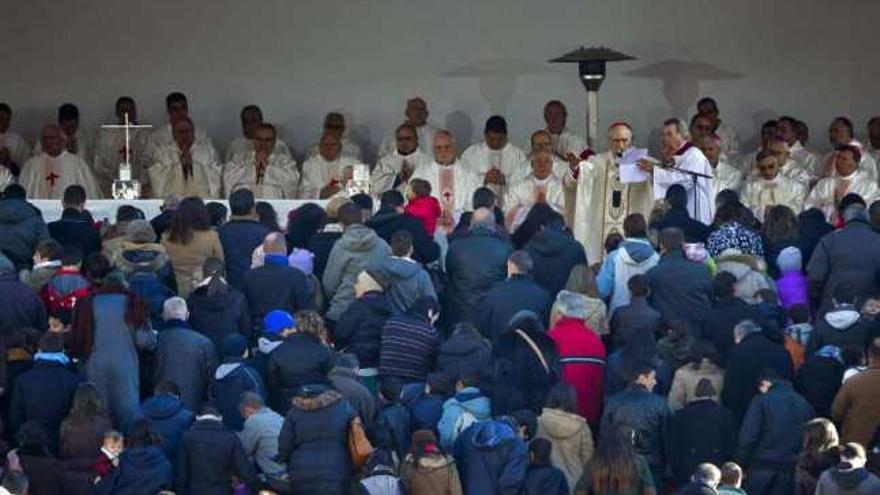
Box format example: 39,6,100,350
38,245,92,329
784,303,812,372
404,178,441,237
522,438,569,495
23,239,63,292
95,430,124,481
717,462,747,495
775,246,809,310
842,346,867,382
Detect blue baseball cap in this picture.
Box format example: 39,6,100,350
263,310,296,335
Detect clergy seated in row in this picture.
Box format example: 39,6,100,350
529,129,579,226
145,92,212,163
806,144,880,222
460,115,529,207
741,150,806,222
371,123,427,194
738,119,782,175
867,116,880,165
504,150,565,231
377,97,439,157
543,99,591,159
93,96,152,198
20,125,101,199
300,132,362,199
305,112,363,162
695,97,740,160
33,103,94,166
0,103,32,177
147,117,221,199
816,117,877,182
224,104,292,162
410,129,480,232
697,134,742,197
778,116,820,177
222,123,299,199
568,122,654,264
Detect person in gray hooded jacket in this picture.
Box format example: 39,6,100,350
379,230,437,315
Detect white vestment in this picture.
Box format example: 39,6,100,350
0,131,32,168
868,148,880,172
653,143,716,225
713,158,743,196
460,141,529,206
20,151,101,199
505,174,565,229
410,160,481,225
222,151,300,199
548,128,589,157
819,140,878,183
224,136,292,162
741,175,806,221
300,154,362,199
145,123,212,163
306,137,363,162
0,167,12,189
552,157,579,227
715,122,740,159
790,141,820,177
378,123,440,157
147,141,221,199
569,150,655,264
371,149,427,194
806,170,880,221
93,127,152,198
34,130,94,165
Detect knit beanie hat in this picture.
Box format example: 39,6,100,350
776,246,803,273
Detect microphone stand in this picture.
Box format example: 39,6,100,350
658,161,713,223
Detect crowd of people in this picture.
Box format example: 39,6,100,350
0,93,877,495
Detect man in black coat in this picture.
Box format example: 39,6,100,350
700,271,759,364
176,405,259,495
241,233,312,328
47,185,101,259
446,207,513,325
0,184,51,270
807,283,876,355
794,347,844,419
737,370,814,495
670,379,737,484
650,184,710,244
0,254,48,336
476,251,551,342
366,190,439,264
645,227,712,331
523,213,587,298
217,188,271,288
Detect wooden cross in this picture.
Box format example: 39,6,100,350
100,112,152,172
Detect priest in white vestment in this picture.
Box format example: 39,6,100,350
93,97,152,198
300,133,363,199
145,92,212,163
531,129,579,226
0,104,31,176
697,97,740,160
569,122,655,264
697,134,742,196
867,116,880,167
34,103,94,166
460,116,529,206
544,100,590,158
224,105,292,162
222,123,299,199
778,116,820,179
738,119,781,175
372,124,426,194
147,118,221,199
410,130,481,231
378,97,439,157
741,150,806,221
816,118,877,182
806,145,880,222
20,125,101,199
504,150,565,230
647,119,715,225
305,112,363,162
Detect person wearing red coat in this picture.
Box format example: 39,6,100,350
405,179,442,236
547,291,607,426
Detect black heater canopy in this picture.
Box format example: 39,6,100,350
549,46,636,91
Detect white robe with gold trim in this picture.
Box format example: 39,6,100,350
806,170,880,221
741,175,806,221
505,174,565,229
224,136,292,163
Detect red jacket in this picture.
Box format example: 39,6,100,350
548,317,606,426
405,196,442,237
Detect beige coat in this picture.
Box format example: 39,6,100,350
161,229,224,297
536,407,594,493
399,454,462,495
667,360,725,411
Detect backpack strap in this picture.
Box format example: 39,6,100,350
514,329,549,374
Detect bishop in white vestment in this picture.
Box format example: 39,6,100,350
741,151,806,221
531,129,579,226
305,112,363,162
698,134,742,196
147,118,221,199
20,125,101,199
460,116,529,205
544,100,590,158
372,124,426,194
569,123,655,264
410,130,480,230
224,105,292,161
806,145,879,221
300,133,363,199
651,120,715,225
222,124,299,199
505,150,565,230
377,97,439,157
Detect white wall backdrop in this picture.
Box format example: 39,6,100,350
3,0,879,161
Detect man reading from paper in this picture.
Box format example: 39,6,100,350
222,123,299,199
21,125,100,199
568,122,654,264
640,118,715,225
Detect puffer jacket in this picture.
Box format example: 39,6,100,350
536,407,593,491
600,384,672,472
597,238,659,314
453,419,527,495
139,394,194,462
267,333,334,414
118,242,176,328
715,251,774,304
0,198,50,270
323,224,392,321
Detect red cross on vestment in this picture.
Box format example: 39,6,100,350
46,172,60,187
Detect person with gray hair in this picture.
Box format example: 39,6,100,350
238,391,286,477
154,296,218,413
721,318,794,420
474,250,550,342
241,231,313,328
675,463,721,494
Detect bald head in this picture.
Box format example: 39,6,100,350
434,130,456,165
40,125,64,157
263,232,287,255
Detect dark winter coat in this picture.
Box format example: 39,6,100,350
267,333,333,414
0,198,50,269
436,326,492,382
334,291,393,369
737,381,814,470
373,400,412,459
10,359,80,450
187,284,252,352
367,207,440,264
59,415,112,495
610,296,662,348
646,251,712,331
176,418,259,495
721,332,794,420
217,217,271,288
48,208,102,259
241,256,312,327
670,398,738,483
453,419,527,495
328,366,377,425
651,207,710,244
807,220,880,315
794,354,844,419
401,389,445,433
700,296,760,364
154,320,219,413
307,229,342,281
475,275,552,342
0,270,48,337
446,226,513,324
601,384,673,474
139,393,195,462
18,451,64,495
523,463,569,495
524,227,588,297
117,242,176,328
808,306,875,355
94,446,173,495
210,361,266,431
379,256,438,315
380,313,440,383
489,326,560,415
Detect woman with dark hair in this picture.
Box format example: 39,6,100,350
206,201,228,228
71,254,150,429
287,202,328,249
399,429,463,495
604,327,672,398
15,421,64,495
186,257,252,351
94,420,173,495
59,383,113,495
537,382,594,491
161,196,224,297
795,418,841,495
256,201,282,232
575,426,657,495
706,200,764,258
762,204,802,278
667,340,725,410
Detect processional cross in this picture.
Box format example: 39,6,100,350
100,112,152,199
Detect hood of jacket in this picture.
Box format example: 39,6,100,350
214,362,242,380
526,228,575,257
441,330,490,360
470,420,517,449
829,465,871,490
118,242,168,272
339,224,384,253
291,388,343,411
445,390,491,420
360,291,394,315
824,307,861,330
406,453,456,473
381,256,421,281
141,394,186,421
716,252,763,280
0,199,39,225
257,336,283,355
188,284,240,311
538,407,588,440
618,238,658,266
